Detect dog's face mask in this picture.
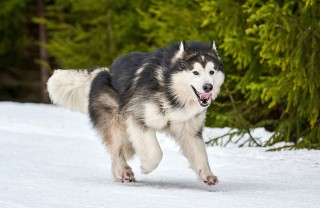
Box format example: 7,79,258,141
189,61,225,107
170,41,225,108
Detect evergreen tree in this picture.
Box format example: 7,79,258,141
44,0,148,68
200,0,320,149
0,0,41,102
1,0,318,148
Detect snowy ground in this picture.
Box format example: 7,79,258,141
0,102,319,208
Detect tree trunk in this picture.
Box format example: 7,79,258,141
38,0,49,103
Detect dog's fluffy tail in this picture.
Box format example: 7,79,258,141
47,68,108,114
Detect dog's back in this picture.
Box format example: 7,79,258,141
109,52,146,95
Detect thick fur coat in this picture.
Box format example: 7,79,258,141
47,41,225,185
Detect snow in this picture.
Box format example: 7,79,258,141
0,102,319,208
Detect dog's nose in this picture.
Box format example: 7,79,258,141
203,83,213,92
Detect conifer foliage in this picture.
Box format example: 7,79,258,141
199,0,320,149
0,0,319,148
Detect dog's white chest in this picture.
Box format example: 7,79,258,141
143,101,206,130
167,102,205,122
143,103,168,130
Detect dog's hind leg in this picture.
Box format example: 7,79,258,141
91,104,135,182
89,72,135,182
109,128,135,182
126,116,163,174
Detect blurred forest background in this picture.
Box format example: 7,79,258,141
0,0,319,149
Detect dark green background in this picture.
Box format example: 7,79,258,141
0,0,319,149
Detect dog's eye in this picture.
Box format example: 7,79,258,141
209,71,215,75
193,71,199,75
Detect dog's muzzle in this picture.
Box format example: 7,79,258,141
191,85,212,107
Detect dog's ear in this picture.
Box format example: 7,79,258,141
179,41,187,52
209,40,217,52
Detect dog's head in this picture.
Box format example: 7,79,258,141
168,41,225,108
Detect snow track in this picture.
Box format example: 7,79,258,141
0,102,319,208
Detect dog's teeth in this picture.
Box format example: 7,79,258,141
200,99,208,104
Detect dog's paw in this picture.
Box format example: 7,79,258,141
114,166,136,183
122,166,136,182
202,175,219,186
140,156,162,174
199,170,218,186
140,162,159,174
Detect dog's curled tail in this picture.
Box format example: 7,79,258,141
47,68,108,114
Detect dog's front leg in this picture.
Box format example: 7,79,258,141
126,116,163,174
180,135,218,185
171,122,218,185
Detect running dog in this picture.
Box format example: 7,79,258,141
47,41,225,185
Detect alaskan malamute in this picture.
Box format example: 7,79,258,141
47,41,225,185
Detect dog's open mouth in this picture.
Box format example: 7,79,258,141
191,86,212,107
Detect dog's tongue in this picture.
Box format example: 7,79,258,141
200,93,212,100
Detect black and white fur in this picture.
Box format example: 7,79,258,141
47,41,225,185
